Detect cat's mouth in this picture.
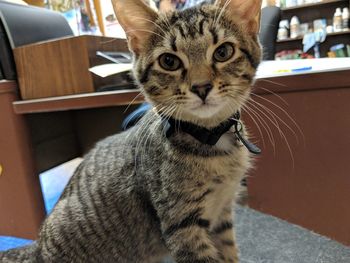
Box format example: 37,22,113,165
191,100,217,109
188,100,222,118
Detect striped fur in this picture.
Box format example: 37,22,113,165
0,1,261,262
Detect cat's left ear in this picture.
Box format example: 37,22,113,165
215,0,262,34
112,0,159,55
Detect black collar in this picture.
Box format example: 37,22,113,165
163,112,261,154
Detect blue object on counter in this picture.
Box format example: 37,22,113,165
292,66,313,72
330,44,345,51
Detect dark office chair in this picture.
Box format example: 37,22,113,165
259,6,281,60
0,0,76,172
0,0,73,80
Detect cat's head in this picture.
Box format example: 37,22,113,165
113,0,262,128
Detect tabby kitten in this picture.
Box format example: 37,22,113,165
0,0,262,262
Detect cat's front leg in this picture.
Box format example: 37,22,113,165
210,206,239,263
159,205,220,263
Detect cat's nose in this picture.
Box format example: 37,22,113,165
190,82,213,101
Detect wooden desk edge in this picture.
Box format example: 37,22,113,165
13,89,144,114
12,69,350,114
0,80,18,94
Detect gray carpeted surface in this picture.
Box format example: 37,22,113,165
163,206,350,263
236,206,350,263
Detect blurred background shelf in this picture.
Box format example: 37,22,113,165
277,29,350,42
281,0,348,11
276,0,350,58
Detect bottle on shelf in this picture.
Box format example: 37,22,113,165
333,8,343,32
277,20,290,40
342,7,349,31
290,16,301,38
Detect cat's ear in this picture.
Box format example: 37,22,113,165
214,0,262,34
112,0,159,54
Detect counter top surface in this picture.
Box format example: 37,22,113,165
256,58,350,79
10,58,350,114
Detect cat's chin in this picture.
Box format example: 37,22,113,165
189,103,222,119
179,104,237,128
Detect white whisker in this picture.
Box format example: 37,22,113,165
253,86,288,105
125,29,167,41
251,93,304,142
123,92,143,114
241,105,266,148
245,101,276,154
257,78,287,87
250,97,300,144
214,0,231,28
128,15,168,37
248,99,295,167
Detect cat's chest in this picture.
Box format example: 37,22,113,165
185,151,248,226
195,144,250,183
199,163,242,227
160,133,250,225
202,180,238,226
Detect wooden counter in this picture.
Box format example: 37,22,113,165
13,89,142,114
0,80,45,239
245,66,350,246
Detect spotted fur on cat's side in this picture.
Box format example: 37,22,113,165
0,0,262,262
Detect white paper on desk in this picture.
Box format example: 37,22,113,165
89,63,133,78
256,58,350,78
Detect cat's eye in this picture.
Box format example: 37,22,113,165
158,53,182,71
213,43,235,62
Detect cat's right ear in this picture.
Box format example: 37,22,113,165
111,0,158,55
214,0,262,34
